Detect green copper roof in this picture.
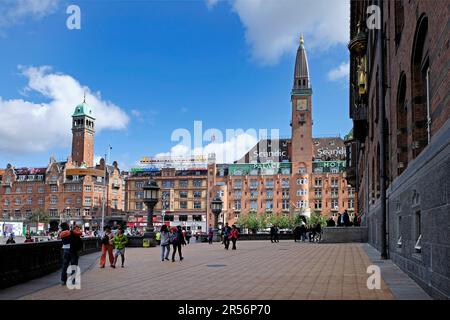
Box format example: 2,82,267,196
72,102,95,119
344,128,353,141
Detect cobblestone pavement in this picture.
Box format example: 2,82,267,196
20,241,394,300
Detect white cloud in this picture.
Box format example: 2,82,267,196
0,0,59,29
208,0,349,65
206,0,220,10
155,132,258,164
0,65,129,156
327,61,350,81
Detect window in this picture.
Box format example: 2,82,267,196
179,180,188,188
112,199,118,208
4,199,10,206
234,180,242,189
5,187,11,194
314,178,322,187
193,180,202,187
331,189,339,198
250,190,258,199
27,198,32,205
51,185,58,193
179,191,188,198
27,187,33,193
179,215,188,221
296,189,307,196
85,185,91,192
250,180,258,189
50,196,58,205
282,200,289,210
135,181,144,189
331,199,338,210
164,215,174,222
266,190,274,198
15,198,21,205
77,197,81,204
266,180,274,188
193,191,202,198
135,191,144,199
315,189,322,197
314,200,322,210
38,198,44,205
348,188,355,197
66,197,72,204
298,167,306,174
162,201,170,210
265,201,273,210
193,215,202,221
234,201,241,210
330,167,339,173
296,178,308,185
162,180,174,189
135,202,143,210
414,211,422,253
250,201,257,210
16,187,22,193
348,199,354,209
281,179,290,188
233,191,241,198
194,202,202,209
296,200,308,208
85,197,91,205
331,178,339,187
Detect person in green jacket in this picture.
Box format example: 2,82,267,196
113,228,128,268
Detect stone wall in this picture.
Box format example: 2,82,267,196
365,120,450,299
321,227,368,243
0,238,101,289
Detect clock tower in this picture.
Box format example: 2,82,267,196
290,35,313,215
71,98,95,167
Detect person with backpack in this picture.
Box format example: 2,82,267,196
160,225,171,261
171,226,185,262
229,225,239,250
100,226,114,268
113,228,128,268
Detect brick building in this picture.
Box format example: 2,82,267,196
206,37,356,228
125,162,208,233
0,100,126,232
347,0,449,299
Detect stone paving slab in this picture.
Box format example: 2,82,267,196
15,241,395,300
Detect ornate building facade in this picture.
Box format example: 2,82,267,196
0,101,126,232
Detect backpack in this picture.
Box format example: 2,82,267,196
101,234,110,245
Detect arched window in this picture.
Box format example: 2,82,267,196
411,14,429,159
396,72,408,174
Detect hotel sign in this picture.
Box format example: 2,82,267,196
313,161,346,173
229,162,291,176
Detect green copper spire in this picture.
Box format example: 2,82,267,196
72,95,95,119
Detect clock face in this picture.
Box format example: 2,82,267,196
296,99,308,111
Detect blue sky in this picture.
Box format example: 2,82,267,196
0,0,351,170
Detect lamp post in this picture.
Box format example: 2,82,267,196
143,179,160,245
161,210,166,226
211,196,223,241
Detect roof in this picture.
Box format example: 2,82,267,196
72,102,95,119
293,35,311,90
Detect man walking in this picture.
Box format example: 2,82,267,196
223,223,231,250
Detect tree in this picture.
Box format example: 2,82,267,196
307,213,327,228
278,215,291,229
258,213,269,230
27,208,50,224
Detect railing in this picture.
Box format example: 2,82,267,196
0,237,101,289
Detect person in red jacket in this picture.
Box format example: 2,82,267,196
229,225,239,250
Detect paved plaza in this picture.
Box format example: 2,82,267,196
5,241,419,300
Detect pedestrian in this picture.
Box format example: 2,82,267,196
186,228,192,244
155,229,161,245
343,210,350,227
181,227,187,246
24,233,34,243
6,234,15,244
299,223,307,242
274,226,280,243
229,225,239,250
58,222,82,285
70,225,83,276
113,228,128,268
160,225,171,261
293,225,300,242
223,223,231,250
100,226,114,268
208,228,214,244
353,213,360,226
171,226,185,262
270,226,276,243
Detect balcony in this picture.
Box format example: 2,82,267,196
282,195,290,200
2,181,12,187
314,194,322,199
112,182,120,189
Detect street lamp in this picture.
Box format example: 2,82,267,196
211,196,223,241
143,179,160,243
161,210,166,225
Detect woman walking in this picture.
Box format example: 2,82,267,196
112,228,128,268
100,226,114,268
160,225,171,261
208,228,213,244
229,225,239,250
171,226,185,262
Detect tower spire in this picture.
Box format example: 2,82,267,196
292,34,311,92
83,90,86,103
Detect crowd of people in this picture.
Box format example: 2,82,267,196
326,210,361,227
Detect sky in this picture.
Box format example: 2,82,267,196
0,0,351,170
